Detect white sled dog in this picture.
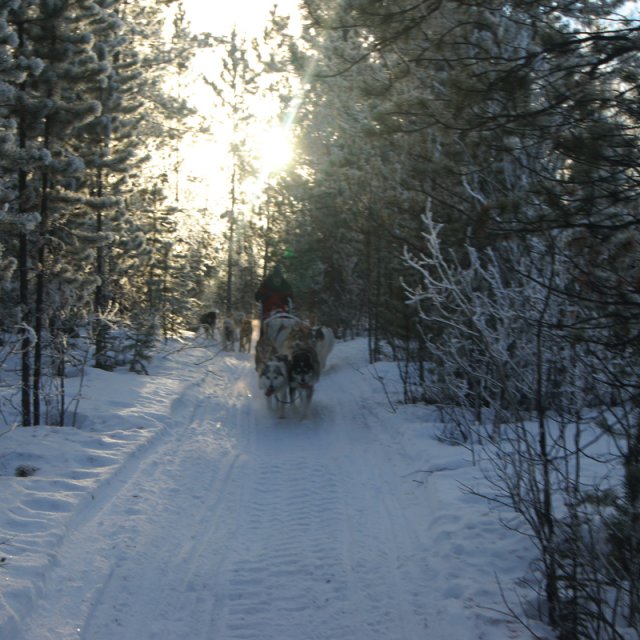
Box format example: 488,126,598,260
313,326,335,372
258,354,291,418
222,318,237,351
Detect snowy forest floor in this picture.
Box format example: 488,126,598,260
0,332,551,639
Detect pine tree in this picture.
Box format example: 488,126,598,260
21,0,111,424
70,0,145,369
111,0,201,348
7,0,55,426
0,0,22,369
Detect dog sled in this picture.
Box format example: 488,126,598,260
261,312,300,351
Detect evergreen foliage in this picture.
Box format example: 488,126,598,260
0,0,201,423
298,0,640,635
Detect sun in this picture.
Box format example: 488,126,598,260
174,125,295,219
255,126,294,176
162,1,302,215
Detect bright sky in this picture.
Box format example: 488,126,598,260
169,0,302,232
182,0,301,37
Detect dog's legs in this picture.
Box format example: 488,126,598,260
265,391,276,413
277,391,286,419
304,387,313,419
298,386,313,419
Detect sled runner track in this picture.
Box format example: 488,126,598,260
211,455,357,639
209,453,432,640
80,445,246,640
78,367,255,640
206,366,433,640
18,357,248,640
18,346,435,640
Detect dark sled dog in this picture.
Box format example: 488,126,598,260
199,311,217,339
239,318,253,353
288,342,321,419
255,335,278,373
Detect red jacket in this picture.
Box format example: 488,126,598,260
255,275,293,319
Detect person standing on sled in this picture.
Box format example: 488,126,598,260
255,264,294,333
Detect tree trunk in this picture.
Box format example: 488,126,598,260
19,231,31,426
33,113,52,425
16,17,32,426
535,260,559,628
226,165,238,315
94,166,112,370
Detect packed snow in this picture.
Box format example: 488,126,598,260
0,330,552,639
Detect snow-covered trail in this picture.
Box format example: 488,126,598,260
18,340,440,640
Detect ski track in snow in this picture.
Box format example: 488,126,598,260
6,337,532,640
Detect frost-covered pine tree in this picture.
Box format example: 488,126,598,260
69,0,146,370
7,0,109,425
0,6,21,404
4,0,51,426
0,0,24,331
103,0,203,356
201,27,261,314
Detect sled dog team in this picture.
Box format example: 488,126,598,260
199,311,252,353
200,263,334,418
255,313,335,419
199,309,335,419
